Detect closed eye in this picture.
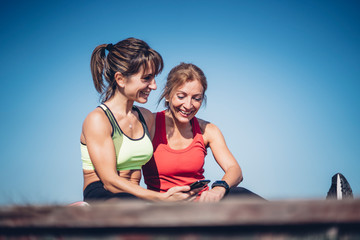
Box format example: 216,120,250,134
193,96,203,101
143,74,154,81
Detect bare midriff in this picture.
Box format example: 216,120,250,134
83,169,141,192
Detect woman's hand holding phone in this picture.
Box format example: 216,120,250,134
189,180,210,190
184,180,210,201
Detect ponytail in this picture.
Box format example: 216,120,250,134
90,44,107,94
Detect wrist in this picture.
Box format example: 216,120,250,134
211,186,226,196
157,192,167,201
211,180,230,196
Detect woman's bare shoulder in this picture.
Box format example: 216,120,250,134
82,107,111,134
136,106,152,116
136,106,156,126
84,107,107,124
197,117,216,132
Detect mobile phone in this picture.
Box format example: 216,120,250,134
189,180,210,190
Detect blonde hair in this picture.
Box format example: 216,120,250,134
159,62,207,108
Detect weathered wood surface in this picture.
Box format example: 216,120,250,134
1,198,360,239
1,198,360,227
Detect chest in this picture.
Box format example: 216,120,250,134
166,128,194,150
153,138,207,175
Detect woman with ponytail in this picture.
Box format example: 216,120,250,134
80,38,192,202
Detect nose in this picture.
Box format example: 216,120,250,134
149,78,157,90
183,97,193,109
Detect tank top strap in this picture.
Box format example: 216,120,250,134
154,111,167,145
132,105,150,138
98,104,122,137
191,117,202,135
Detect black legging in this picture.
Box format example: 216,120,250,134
84,181,138,202
225,187,266,200
84,182,265,202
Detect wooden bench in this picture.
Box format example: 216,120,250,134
1,198,359,239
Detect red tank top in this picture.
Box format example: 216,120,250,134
142,111,207,192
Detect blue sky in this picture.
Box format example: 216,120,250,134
0,0,359,205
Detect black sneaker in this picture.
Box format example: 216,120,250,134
326,173,354,200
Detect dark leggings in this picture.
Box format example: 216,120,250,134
84,182,264,202
84,181,138,202
226,187,266,200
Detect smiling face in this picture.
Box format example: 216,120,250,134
119,63,157,104
167,79,204,123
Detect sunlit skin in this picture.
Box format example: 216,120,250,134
168,80,204,126
159,79,243,202
118,64,157,104
81,66,156,191
81,65,193,201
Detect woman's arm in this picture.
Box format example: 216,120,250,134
82,108,190,201
199,120,243,202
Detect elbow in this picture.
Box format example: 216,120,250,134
102,179,119,193
239,168,244,183
234,175,243,186
236,167,244,185
239,175,244,184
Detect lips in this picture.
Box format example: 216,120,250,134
178,109,193,117
140,91,150,97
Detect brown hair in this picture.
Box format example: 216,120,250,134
90,38,164,102
159,62,207,108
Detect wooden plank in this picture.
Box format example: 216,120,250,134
0,198,359,228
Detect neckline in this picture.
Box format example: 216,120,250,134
162,111,199,152
102,103,145,141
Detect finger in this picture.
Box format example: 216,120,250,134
189,189,202,196
198,192,209,202
168,185,190,195
173,185,191,192
181,185,191,191
182,193,193,200
186,195,197,202
175,192,192,200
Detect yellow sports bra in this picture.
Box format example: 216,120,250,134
81,104,153,171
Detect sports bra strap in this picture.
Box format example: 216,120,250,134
99,104,118,136
99,104,150,138
132,106,150,138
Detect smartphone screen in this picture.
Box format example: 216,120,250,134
189,180,210,190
